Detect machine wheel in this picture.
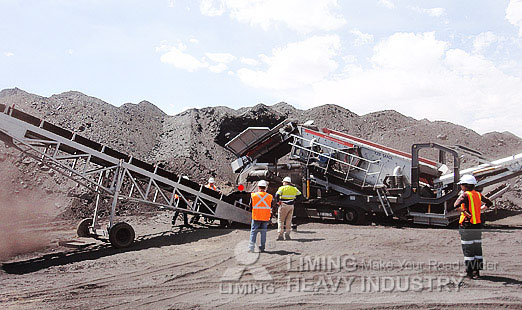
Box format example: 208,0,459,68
109,222,135,249
77,218,93,237
219,219,233,228
343,207,366,225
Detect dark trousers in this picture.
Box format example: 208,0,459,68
172,211,189,226
459,223,483,273
173,199,189,226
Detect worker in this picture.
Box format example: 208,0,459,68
275,176,302,241
207,177,218,191
248,180,273,252
172,194,191,228
453,174,493,279
191,177,219,224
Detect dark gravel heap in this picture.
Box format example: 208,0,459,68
1,87,521,218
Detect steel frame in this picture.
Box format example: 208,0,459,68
0,106,251,240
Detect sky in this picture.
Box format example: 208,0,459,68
1,0,522,137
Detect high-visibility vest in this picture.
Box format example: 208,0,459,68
276,185,301,202
207,184,217,191
459,190,482,224
251,191,273,221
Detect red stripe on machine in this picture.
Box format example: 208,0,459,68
303,128,354,148
321,128,437,166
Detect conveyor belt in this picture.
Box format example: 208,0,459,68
0,104,252,230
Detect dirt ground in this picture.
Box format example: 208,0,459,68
1,210,522,310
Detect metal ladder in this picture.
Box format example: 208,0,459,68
375,186,394,216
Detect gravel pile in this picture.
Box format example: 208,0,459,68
1,87,521,217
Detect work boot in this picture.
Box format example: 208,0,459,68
285,233,291,240
276,235,284,241
472,270,480,279
460,271,473,279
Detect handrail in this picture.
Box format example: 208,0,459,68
289,134,383,187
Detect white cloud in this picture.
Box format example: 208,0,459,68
409,6,447,21
371,32,448,70
237,35,340,90
236,32,522,136
4,52,14,57
200,0,224,16
189,37,199,44
209,63,228,73
199,0,346,33
156,41,237,74
168,0,175,8
378,0,395,9
506,0,522,36
472,32,499,54
351,29,374,46
240,57,260,66
426,7,445,17
156,42,208,72
66,48,74,55
205,52,235,63
343,55,356,63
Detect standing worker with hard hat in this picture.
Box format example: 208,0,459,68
275,176,302,241
454,174,493,279
191,177,220,224
172,176,191,228
248,180,273,252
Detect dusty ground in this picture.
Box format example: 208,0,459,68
1,211,521,310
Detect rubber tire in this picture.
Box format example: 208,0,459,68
344,207,366,225
77,218,93,237
219,219,233,228
109,222,135,249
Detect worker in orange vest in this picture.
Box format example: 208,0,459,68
453,174,493,279
172,176,191,228
172,194,191,228
192,177,220,224
248,180,273,253
207,177,218,191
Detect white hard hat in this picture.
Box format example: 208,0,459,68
208,177,215,183
258,180,268,187
458,174,477,185
182,175,189,180
283,176,292,183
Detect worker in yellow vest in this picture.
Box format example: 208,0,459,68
453,174,493,279
275,176,301,241
248,180,273,253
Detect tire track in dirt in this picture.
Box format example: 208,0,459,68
1,251,231,303
3,255,237,309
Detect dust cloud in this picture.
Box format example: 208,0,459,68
0,181,58,261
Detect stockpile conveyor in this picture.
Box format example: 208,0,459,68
0,104,251,248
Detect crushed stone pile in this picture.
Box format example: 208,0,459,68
1,87,522,218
